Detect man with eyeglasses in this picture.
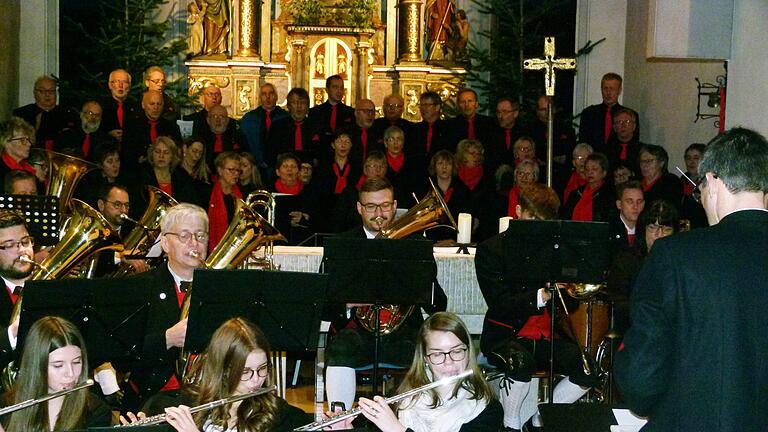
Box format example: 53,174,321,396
121,90,182,171
102,69,137,142
371,94,414,147
54,100,111,161
93,184,149,277
578,73,640,154
486,98,529,174
200,105,244,171
615,127,768,431
410,91,448,170
122,203,209,410
240,83,289,180
324,177,446,412
13,75,77,150
605,107,642,172
142,66,179,123
348,99,384,170
185,84,223,137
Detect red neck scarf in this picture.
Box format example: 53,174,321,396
572,184,600,221
683,179,695,196
427,123,434,152
604,105,613,143
117,100,124,128
356,175,367,190
82,133,91,157
563,171,587,204
466,116,476,140
505,128,512,150
265,110,272,133
443,186,454,203
458,165,483,191
275,179,302,195
330,104,337,132
158,182,173,196
214,134,223,153
387,152,405,173
207,180,242,252
2,153,36,175
294,121,303,151
642,175,661,192
333,162,350,194
360,128,368,159
507,185,521,218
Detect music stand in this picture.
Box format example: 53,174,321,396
501,220,610,402
322,237,436,394
0,194,59,246
18,278,152,366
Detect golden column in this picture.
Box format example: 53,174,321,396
235,0,259,57
398,0,423,62
355,41,371,100
291,39,307,89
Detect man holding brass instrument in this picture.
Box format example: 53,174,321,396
123,203,209,409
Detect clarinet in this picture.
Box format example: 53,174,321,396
294,370,473,431
0,379,94,416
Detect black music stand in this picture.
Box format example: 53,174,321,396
18,278,152,366
0,194,60,246
323,237,436,394
502,220,609,402
185,270,327,354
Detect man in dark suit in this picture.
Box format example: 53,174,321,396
348,98,384,170
578,72,639,153
410,91,449,170
102,69,137,144
13,75,77,150
444,88,494,152
199,105,244,171
55,100,110,161
268,87,320,167
615,127,768,431
124,203,208,409
185,84,222,138
370,93,414,146
308,74,355,146
239,83,289,179
94,184,146,277
485,97,528,175
606,108,642,172
121,90,182,171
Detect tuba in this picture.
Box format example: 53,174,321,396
110,186,179,277
356,179,457,335
243,190,279,270
44,151,99,213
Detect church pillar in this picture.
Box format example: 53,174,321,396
397,0,423,63
355,41,371,100
234,0,259,58
291,38,307,89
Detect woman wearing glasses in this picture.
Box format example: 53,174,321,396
138,136,200,212
356,312,501,431
269,152,316,245
206,151,244,251
637,144,683,210
148,317,312,432
0,117,37,184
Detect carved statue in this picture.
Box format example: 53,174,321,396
446,9,469,62
425,0,455,61
187,1,207,57
203,0,230,55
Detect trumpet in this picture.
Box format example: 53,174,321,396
116,386,275,427
0,379,94,416
294,369,473,431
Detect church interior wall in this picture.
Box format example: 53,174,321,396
623,0,725,171
0,1,21,120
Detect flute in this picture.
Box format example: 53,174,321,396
294,369,473,431
117,386,275,427
0,379,94,416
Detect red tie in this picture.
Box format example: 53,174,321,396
330,104,337,132
361,128,368,159
149,120,158,143
265,110,272,133
426,124,433,152
620,143,628,160
627,233,636,246
117,101,124,128
295,122,303,151
604,107,612,143
505,128,511,150
467,117,475,140
82,133,91,157
214,134,223,153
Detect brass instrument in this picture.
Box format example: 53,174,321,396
110,186,179,277
116,386,275,427
560,282,604,300
553,283,603,376
356,179,457,335
294,370,473,431
0,379,94,416
244,190,280,270
44,151,99,213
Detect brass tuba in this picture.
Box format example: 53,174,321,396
110,186,179,277
356,179,457,335
243,190,279,270
44,151,99,213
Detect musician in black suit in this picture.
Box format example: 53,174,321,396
324,177,447,412
615,127,768,431
94,183,146,277
308,74,355,146
121,90,182,171
123,203,208,410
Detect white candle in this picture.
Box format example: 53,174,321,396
457,213,472,244
499,217,513,233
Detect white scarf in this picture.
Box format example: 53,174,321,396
397,386,488,432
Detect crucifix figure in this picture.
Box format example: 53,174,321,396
524,36,576,186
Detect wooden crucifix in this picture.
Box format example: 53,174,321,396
524,36,576,186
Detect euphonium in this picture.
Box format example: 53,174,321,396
44,151,99,213
356,179,457,335
110,185,179,277
244,190,280,270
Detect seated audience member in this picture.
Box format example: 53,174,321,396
178,137,211,186
55,100,109,160
384,125,426,207
0,117,37,183
2,316,112,430
638,144,683,210
609,180,645,253
269,153,315,244
562,143,593,204
427,150,472,243
206,151,245,252
680,143,708,228
12,76,77,149
313,131,361,233
138,136,200,213
238,152,263,198
201,104,244,172
506,159,539,220
4,170,38,195
331,150,388,233
456,139,494,241
477,183,596,431
562,152,617,222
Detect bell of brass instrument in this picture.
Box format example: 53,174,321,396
295,370,473,431
560,282,605,300
244,190,280,270
356,179,457,335
44,151,99,213
0,379,94,416
110,186,179,277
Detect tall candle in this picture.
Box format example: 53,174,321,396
457,213,472,244
499,216,513,233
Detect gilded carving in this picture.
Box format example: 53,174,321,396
189,76,231,95
238,83,253,112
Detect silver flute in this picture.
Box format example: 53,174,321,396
294,369,473,431
0,379,94,416
116,386,275,427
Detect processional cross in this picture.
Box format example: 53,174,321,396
523,36,576,186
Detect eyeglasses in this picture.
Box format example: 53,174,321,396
107,200,130,210
82,110,101,117
613,119,635,127
209,114,228,121
385,104,403,109
164,231,209,243
0,236,34,250
360,202,394,213
35,88,56,94
646,224,674,236
8,136,32,145
241,364,270,381
425,347,467,365
148,79,166,85
222,167,242,174
639,158,657,165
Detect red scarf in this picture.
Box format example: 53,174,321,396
356,175,367,190
275,179,302,195
333,162,350,194
458,165,483,191
2,153,36,175
507,185,521,218
683,180,695,196
641,176,661,192
214,134,223,153
572,184,600,221
207,180,242,252
563,171,587,204
443,186,454,203
149,120,158,144
82,133,91,158
387,152,404,173
158,182,173,196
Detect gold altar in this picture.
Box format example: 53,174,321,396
185,0,466,121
